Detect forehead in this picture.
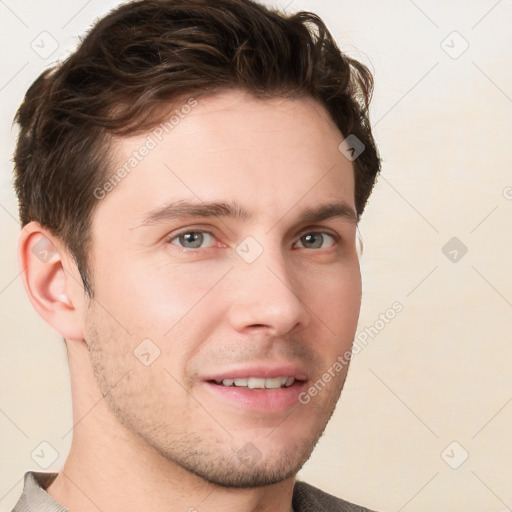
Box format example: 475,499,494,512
95,90,355,230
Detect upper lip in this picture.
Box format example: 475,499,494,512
203,362,309,382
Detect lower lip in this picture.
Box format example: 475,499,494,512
202,381,307,412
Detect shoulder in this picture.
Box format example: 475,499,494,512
292,480,378,512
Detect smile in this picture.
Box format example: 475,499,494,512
213,377,296,389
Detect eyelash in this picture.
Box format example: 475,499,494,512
166,228,340,251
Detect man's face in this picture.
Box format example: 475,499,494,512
84,90,361,487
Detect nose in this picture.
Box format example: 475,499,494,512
225,243,311,337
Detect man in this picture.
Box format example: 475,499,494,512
11,0,380,511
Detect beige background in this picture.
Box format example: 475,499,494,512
1,1,511,511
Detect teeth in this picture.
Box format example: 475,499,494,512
264,377,283,389
219,377,296,389
248,377,266,389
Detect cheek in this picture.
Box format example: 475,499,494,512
306,261,361,326
94,253,230,332
89,258,235,387
300,262,361,366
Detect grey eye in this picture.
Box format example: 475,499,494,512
172,231,215,249
296,232,335,249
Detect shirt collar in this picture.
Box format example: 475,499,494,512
13,472,67,512
15,471,297,512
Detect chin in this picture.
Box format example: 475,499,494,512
155,427,322,489
179,448,309,489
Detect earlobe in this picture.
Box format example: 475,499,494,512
17,222,85,341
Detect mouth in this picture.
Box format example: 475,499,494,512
201,365,308,412
209,376,297,389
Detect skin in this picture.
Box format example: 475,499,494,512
19,89,361,512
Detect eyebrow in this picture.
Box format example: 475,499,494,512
136,199,358,228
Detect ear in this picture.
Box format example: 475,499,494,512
17,221,86,342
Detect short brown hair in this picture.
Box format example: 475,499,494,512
14,0,380,296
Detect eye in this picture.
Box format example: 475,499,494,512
295,231,337,250
168,230,216,249
166,229,338,251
